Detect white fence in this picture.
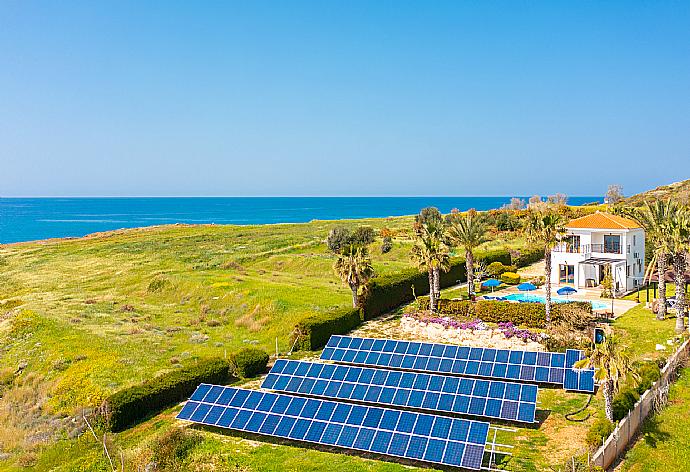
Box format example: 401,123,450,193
591,338,690,470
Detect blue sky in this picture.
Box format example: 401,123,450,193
1,1,688,197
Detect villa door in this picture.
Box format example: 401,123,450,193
559,264,575,284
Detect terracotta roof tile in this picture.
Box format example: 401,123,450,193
566,211,642,230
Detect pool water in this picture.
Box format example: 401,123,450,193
502,293,610,310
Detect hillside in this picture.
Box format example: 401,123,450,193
623,179,690,206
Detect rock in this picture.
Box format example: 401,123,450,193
16,360,28,373
656,344,666,351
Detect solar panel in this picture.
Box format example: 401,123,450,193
322,336,595,393
178,385,490,470
264,359,538,423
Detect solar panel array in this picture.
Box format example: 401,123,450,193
263,359,538,423
178,384,490,470
321,336,595,393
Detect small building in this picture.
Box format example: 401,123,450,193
551,211,645,294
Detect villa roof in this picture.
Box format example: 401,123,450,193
565,211,642,230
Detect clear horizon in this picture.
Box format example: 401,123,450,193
2,2,689,197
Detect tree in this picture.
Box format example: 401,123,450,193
606,184,624,204
524,209,566,325
633,200,676,320
665,207,690,333
411,207,449,312
326,227,352,254
575,335,638,422
333,245,375,308
505,198,526,210
547,193,568,206
446,209,488,299
381,236,393,254
327,226,376,254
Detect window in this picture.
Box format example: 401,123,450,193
559,264,575,284
633,235,637,246
604,235,621,254
626,265,631,277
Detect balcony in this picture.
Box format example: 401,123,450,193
552,243,624,255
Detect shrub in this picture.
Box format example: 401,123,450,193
229,348,269,378
486,262,508,277
586,417,614,447
293,307,362,351
101,357,231,432
501,272,521,284
612,387,640,421
150,427,202,470
635,361,661,395
381,236,393,254
417,298,593,329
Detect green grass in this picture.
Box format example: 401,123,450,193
611,304,678,361
623,285,677,303
621,367,690,471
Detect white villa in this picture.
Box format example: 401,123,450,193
551,211,645,295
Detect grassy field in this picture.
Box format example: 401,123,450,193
621,367,690,471
0,218,528,467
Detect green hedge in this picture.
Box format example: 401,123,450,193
586,417,614,447
230,347,270,378
417,298,593,329
102,357,232,432
294,307,362,351
360,249,513,320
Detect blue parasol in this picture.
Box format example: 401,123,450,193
517,282,537,291
483,278,502,293
557,286,577,300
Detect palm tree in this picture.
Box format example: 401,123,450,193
410,227,450,312
446,209,488,300
634,200,675,320
333,245,375,308
666,207,690,333
411,208,449,313
575,335,638,422
523,209,566,325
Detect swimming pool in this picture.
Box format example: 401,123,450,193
502,293,610,310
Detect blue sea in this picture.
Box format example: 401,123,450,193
0,196,601,244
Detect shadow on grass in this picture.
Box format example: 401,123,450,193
640,416,671,448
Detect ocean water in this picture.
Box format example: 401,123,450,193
0,196,601,244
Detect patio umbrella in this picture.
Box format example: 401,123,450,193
517,282,537,291
483,278,502,293
557,286,577,300
517,282,537,301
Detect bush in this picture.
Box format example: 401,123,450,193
150,427,202,469
101,357,231,432
351,226,375,247
586,417,614,447
229,348,269,378
486,262,514,277
381,236,393,254
612,387,640,421
635,361,661,395
417,298,593,329
501,272,521,284
293,307,362,351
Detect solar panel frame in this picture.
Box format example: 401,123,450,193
323,336,595,393
178,385,490,470
264,359,539,423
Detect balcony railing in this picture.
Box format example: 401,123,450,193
553,243,622,254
